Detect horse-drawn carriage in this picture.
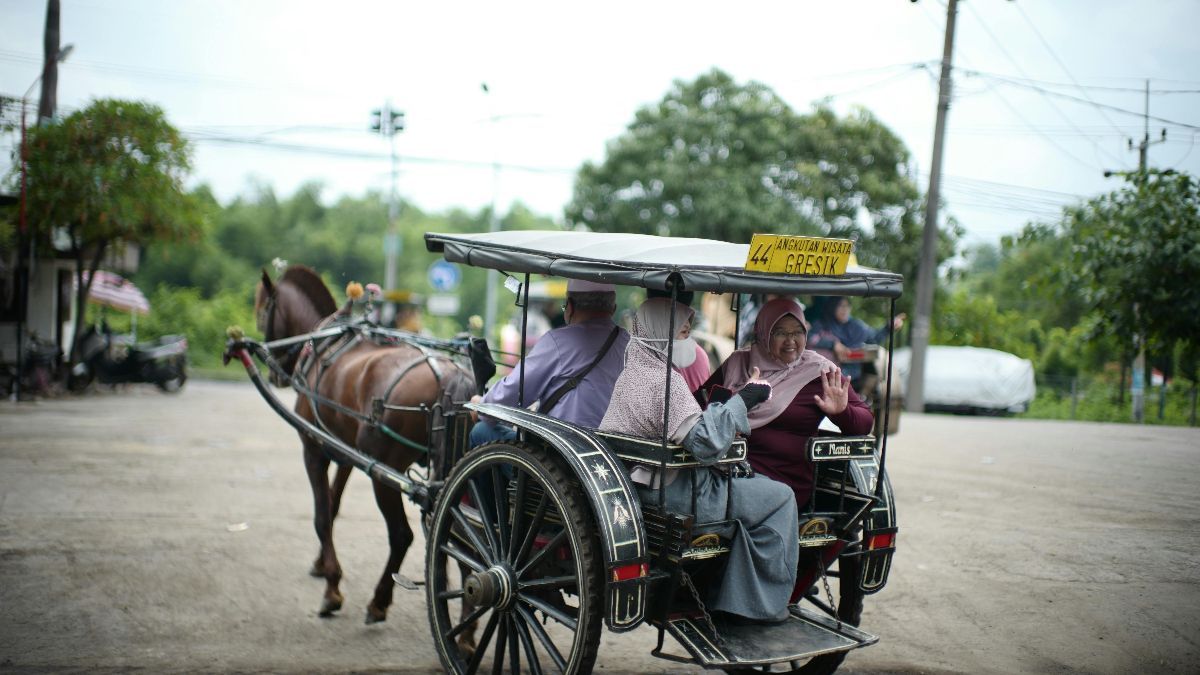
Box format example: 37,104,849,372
225,230,900,674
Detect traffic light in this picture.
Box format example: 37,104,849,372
370,108,405,135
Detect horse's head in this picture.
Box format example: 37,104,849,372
256,265,337,386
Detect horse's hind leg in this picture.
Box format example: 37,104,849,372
365,478,413,624
303,440,344,617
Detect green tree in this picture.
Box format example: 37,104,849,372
1060,170,1200,388
565,68,957,291
16,98,203,361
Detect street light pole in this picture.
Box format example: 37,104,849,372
482,82,501,343
371,101,405,292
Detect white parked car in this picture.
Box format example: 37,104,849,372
893,345,1036,415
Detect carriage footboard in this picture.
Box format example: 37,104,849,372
225,339,428,504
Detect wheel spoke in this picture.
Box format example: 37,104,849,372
441,537,487,573
445,603,490,641
516,604,568,672
450,504,496,566
518,527,568,579
517,575,577,593
512,608,545,675
507,471,529,564
491,616,508,675
466,611,500,675
507,615,520,675
491,464,511,562
518,591,578,631
513,489,548,569
468,479,503,558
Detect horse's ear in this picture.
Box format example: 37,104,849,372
261,268,274,294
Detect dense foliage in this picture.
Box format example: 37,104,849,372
565,69,960,303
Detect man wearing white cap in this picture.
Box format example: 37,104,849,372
470,278,631,445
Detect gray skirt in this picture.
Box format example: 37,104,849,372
638,470,799,621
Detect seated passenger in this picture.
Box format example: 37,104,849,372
600,298,799,624
809,296,905,381
646,288,711,393
706,297,874,507
470,279,629,446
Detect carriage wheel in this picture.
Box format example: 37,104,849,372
426,442,603,674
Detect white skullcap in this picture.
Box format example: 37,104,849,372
567,278,616,293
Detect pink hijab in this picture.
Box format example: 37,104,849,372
600,298,702,443
719,297,837,429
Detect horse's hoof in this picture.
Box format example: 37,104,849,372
365,601,387,624
319,592,344,617
456,638,477,662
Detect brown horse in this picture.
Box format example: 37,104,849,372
255,265,476,626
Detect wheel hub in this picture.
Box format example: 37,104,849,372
463,565,514,609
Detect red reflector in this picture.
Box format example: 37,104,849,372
868,533,895,550
611,563,647,582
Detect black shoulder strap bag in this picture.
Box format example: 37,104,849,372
539,326,621,416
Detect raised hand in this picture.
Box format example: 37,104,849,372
813,368,850,416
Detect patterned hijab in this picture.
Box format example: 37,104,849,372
719,297,836,429
600,298,702,443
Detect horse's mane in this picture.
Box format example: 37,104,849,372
280,265,338,317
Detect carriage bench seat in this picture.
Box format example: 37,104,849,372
593,430,747,469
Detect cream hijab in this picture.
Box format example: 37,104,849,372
599,298,702,443
719,297,837,428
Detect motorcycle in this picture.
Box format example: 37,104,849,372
71,324,188,393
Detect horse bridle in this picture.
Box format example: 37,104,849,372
259,286,303,364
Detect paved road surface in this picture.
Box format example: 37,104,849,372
2,381,1198,673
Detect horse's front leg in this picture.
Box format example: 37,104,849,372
309,462,352,576
366,478,414,624
303,440,344,617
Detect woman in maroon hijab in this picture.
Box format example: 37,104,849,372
703,297,874,506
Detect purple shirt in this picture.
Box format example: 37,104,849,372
482,318,630,428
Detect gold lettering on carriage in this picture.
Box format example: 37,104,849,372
744,235,854,276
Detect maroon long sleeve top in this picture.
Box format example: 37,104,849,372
704,368,874,506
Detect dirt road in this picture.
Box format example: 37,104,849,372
1,381,1198,673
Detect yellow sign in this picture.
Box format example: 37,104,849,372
744,235,854,276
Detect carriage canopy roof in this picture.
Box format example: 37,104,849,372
425,230,903,298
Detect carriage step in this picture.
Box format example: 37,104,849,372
391,573,423,591
658,605,877,669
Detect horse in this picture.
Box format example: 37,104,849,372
255,265,478,631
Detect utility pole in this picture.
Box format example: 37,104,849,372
13,0,67,401
371,101,405,291
906,0,958,413
38,0,61,122
1127,79,1166,423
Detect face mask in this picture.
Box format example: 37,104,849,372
671,337,698,368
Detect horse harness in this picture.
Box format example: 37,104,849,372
288,319,471,457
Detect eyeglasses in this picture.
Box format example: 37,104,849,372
770,330,806,341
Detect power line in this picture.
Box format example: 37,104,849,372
965,71,1200,131
185,132,577,175
963,1,1126,166
1012,2,1129,138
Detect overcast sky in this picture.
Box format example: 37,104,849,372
2,0,1198,249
